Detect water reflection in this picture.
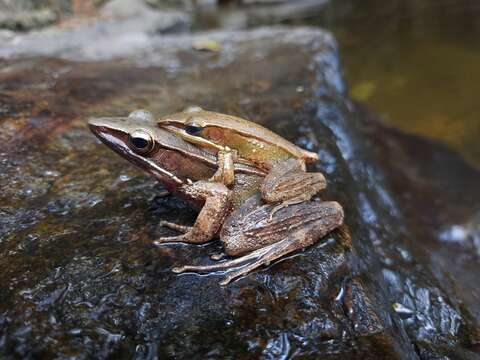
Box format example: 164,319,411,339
311,0,480,166
195,0,480,166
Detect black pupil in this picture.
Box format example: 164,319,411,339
131,137,149,149
185,125,203,135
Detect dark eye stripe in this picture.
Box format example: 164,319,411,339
185,125,203,135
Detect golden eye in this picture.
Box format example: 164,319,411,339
128,130,155,154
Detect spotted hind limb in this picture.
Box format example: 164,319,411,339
154,180,232,245
173,241,279,285
173,200,344,285
261,158,327,216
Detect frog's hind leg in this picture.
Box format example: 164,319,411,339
219,239,297,285
172,243,274,279
261,158,326,210
268,194,311,221
173,236,310,285
173,201,344,285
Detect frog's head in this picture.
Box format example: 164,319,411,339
156,106,224,152
88,110,217,190
158,106,319,165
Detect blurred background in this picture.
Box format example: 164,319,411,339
2,0,479,166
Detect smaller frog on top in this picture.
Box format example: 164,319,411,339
158,106,327,215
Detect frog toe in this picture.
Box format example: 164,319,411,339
159,221,192,233
172,266,187,273
153,235,188,245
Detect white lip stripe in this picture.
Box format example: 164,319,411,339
102,132,184,185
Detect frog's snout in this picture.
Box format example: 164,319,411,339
88,117,105,136
88,117,128,136
88,117,102,128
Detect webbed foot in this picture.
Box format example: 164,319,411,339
173,238,294,285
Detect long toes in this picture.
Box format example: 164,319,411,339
172,263,230,272
173,263,257,284
170,256,254,273
153,239,168,246
159,221,191,233
219,276,235,286
159,220,175,228
220,269,249,285
219,263,264,285
172,264,219,273
211,253,226,261
223,262,267,284
172,266,187,273
153,236,184,245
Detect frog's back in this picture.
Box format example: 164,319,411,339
166,110,318,163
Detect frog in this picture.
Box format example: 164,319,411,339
157,106,328,215
88,109,344,284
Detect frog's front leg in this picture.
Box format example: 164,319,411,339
210,147,235,187
154,180,232,245
261,158,326,217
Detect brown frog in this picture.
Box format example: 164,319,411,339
88,109,344,284
158,106,328,215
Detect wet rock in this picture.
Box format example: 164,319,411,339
0,0,189,60
0,0,100,30
192,0,330,31
101,0,169,18
241,0,330,24
0,9,57,31
0,23,479,360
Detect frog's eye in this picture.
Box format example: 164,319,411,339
128,130,155,155
185,124,204,136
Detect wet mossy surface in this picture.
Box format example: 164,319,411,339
1,7,479,359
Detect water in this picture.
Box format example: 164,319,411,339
309,0,480,167
195,0,480,166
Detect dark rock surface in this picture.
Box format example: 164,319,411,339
0,10,479,360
